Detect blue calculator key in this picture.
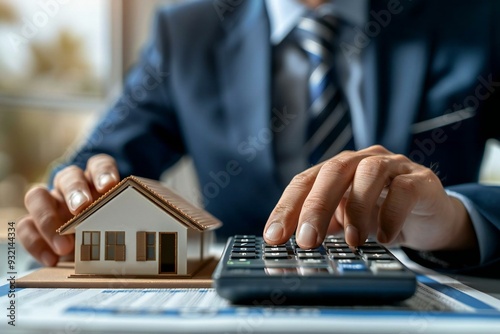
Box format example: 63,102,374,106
337,261,369,272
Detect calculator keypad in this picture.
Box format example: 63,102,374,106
228,235,404,275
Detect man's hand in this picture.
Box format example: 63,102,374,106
264,145,477,251
17,154,120,266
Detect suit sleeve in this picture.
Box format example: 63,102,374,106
49,8,184,185
404,4,500,277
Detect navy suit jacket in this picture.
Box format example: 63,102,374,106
54,0,500,275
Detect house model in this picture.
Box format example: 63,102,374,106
57,176,222,277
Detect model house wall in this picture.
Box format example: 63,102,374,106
74,187,189,275
58,176,222,277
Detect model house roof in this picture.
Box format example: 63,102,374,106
57,175,222,235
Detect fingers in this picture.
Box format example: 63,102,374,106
344,154,413,245
19,154,119,267
23,186,74,258
53,154,119,215
86,154,120,192
264,164,322,245
17,216,55,266
265,144,435,250
295,155,360,248
376,170,431,243
54,166,92,215
17,216,59,267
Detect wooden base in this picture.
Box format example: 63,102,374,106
17,258,217,289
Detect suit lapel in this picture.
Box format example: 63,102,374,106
215,1,271,147
360,38,379,148
378,40,429,153
365,0,429,153
214,1,285,192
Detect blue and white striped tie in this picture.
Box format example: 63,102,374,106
295,11,354,165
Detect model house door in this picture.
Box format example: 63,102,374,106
159,232,177,274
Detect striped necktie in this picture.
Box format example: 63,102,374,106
295,11,354,165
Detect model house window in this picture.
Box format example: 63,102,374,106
137,232,156,261
146,232,156,260
81,231,100,261
105,231,126,261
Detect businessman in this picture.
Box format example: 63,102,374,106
17,0,500,276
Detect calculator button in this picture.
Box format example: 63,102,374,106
298,267,330,275
264,246,287,252
327,247,352,254
324,237,345,243
359,248,387,254
296,248,322,253
230,252,257,259
364,253,393,261
331,252,359,260
227,268,265,275
297,252,323,259
358,243,386,250
264,260,300,268
358,244,384,250
337,261,369,272
264,252,289,259
226,259,251,265
264,243,288,248
298,259,324,265
235,238,254,243
265,268,298,275
324,242,349,248
233,242,256,247
371,261,404,272
335,259,358,263
234,235,256,239
232,247,255,252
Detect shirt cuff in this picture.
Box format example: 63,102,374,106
445,189,491,264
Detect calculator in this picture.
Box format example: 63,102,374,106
212,235,417,305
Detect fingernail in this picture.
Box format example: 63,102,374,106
53,235,72,255
97,173,116,190
68,190,89,212
265,222,284,242
41,251,57,267
345,225,359,246
297,223,319,248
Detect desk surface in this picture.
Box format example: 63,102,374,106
2,285,500,334
1,242,500,334
2,262,500,334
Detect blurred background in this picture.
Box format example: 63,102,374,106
0,0,191,220
0,0,191,272
0,0,500,272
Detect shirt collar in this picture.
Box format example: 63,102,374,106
266,0,368,45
